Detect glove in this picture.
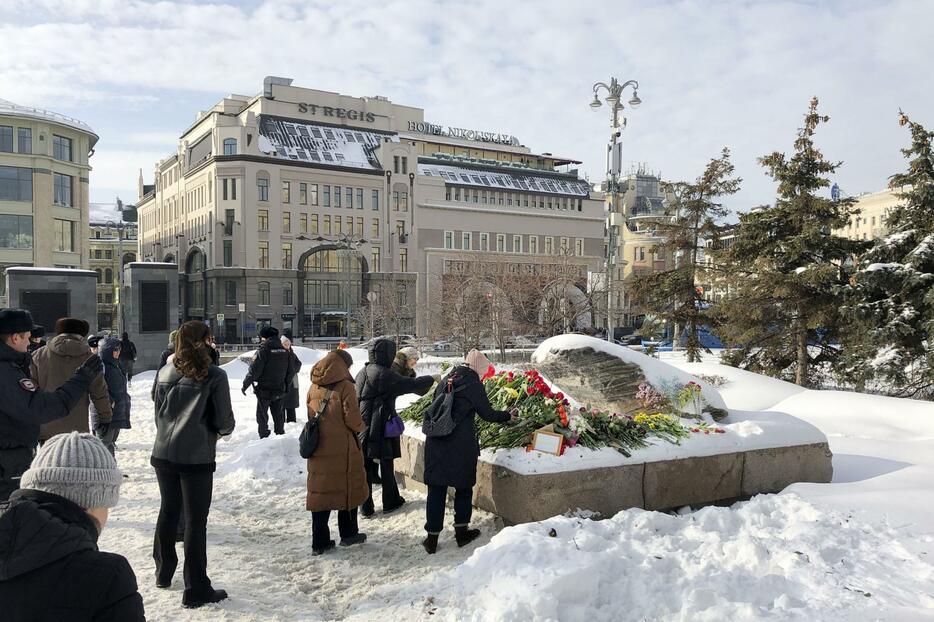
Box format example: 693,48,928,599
94,422,110,440
241,385,249,396
76,354,104,380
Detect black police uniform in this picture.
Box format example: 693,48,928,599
0,309,96,501
242,336,296,438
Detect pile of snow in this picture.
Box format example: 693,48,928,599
350,493,934,621
532,334,728,412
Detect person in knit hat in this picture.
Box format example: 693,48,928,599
0,432,145,621
391,346,421,379
91,336,131,456
30,318,113,444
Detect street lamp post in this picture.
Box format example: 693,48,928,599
105,219,126,334
590,77,641,343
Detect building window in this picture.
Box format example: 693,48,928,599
299,182,307,205
323,185,331,207
223,138,237,155
323,215,331,235
258,209,269,231
346,187,353,208
52,135,72,161
371,218,380,238
445,187,451,201
222,178,237,200
393,156,400,174
0,214,33,249
473,191,479,203
282,243,292,269
506,193,513,206
371,246,381,269
335,216,342,235
104,250,112,259
54,219,75,252
225,281,237,305
53,173,73,206
401,191,408,212
311,214,319,235
345,216,353,235
283,211,291,233
371,189,379,210
529,235,539,254
400,248,408,272
0,126,11,152
258,281,270,306
479,232,489,251
224,209,234,235
16,128,31,154
356,188,363,210
104,268,113,284
395,220,405,239
335,186,342,208
310,183,318,206
223,240,232,266
462,232,472,250
283,281,293,306
496,234,506,252
258,241,269,268
282,181,291,204
513,235,522,253
257,178,269,201
560,237,570,253
575,238,584,256
443,231,454,249
356,217,364,236
392,191,399,211
544,236,554,254
402,157,408,174
300,213,308,233
481,192,488,204
454,187,461,201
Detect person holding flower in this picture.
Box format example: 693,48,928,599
422,349,516,554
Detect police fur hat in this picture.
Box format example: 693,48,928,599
30,325,45,339
55,317,90,337
259,325,279,339
0,309,39,335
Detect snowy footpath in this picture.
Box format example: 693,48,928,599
98,351,934,621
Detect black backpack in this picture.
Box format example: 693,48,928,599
422,375,466,438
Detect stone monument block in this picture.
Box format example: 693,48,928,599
4,267,97,332
123,262,178,371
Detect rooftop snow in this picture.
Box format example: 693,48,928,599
257,115,383,170
419,162,591,198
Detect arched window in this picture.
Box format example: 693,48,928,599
258,281,270,306
94,268,102,282
122,252,135,266
104,268,113,284
282,281,293,306
223,138,237,156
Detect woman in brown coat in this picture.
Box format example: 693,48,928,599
306,349,368,555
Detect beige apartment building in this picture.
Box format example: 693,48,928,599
836,188,905,242
0,99,96,304
136,77,604,342
89,220,138,331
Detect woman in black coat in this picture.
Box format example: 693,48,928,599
422,349,515,554
281,337,301,423
355,338,435,516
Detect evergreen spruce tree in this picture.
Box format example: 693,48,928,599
631,148,740,362
841,111,934,398
714,97,865,386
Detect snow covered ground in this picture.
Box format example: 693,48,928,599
97,347,934,621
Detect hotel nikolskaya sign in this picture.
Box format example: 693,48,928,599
407,121,520,146
297,103,376,123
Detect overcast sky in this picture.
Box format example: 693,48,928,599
2,0,931,221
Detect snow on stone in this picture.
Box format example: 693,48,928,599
865,262,904,272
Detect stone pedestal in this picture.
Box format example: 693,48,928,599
123,263,178,371
4,267,97,332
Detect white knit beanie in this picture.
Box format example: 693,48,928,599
20,432,122,509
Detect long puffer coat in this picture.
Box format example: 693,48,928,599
284,349,301,410
424,365,511,489
30,334,112,441
91,338,130,430
305,351,368,512
355,339,434,461
0,489,145,621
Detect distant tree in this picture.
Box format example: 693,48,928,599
840,111,934,399
714,98,866,386
631,148,740,362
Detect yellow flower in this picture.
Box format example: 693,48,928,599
504,387,520,399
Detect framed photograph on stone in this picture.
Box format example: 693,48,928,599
531,430,564,456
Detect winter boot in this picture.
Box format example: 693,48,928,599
339,533,367,547
423,533,439,554
182,588,228,609
454,525,481,547
312,539,336,556
361,498,375,518
382,497,406,514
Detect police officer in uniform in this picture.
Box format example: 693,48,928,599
0,309,104,501
241,326,296,438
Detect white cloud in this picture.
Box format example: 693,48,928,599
1,0,931,209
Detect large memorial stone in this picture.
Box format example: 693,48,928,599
123,263,178,371
5,267,97,331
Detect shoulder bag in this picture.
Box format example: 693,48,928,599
299,389,333,459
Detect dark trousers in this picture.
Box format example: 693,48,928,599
98,426,121,457
425,485,473,534
255,397,285,437
0,447,34,503
364,458,401,510
153,468,214,594
285,408,297,423
311,509,359,549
